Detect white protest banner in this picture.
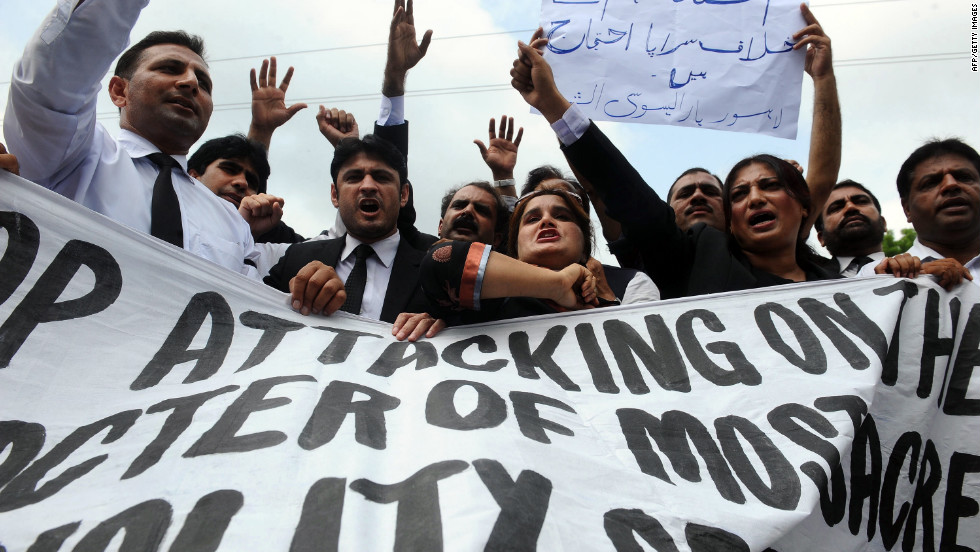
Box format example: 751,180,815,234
539,0,806,139
1,169,979,551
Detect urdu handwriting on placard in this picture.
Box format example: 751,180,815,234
542,0,804,137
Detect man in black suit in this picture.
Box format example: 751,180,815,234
814,180,886,276
264,134,436,321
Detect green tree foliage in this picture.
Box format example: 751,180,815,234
882,228,917,256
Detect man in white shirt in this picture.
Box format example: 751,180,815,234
897,139,980,284
815,180,887,276
4,0,261,277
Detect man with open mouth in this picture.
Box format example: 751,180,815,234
894,139,980,285
263,134,437,321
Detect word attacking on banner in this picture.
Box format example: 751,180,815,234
0,170,979,550
540,0,806,138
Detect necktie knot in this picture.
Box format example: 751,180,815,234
842,255,873,276
146,152,181,172
354,243,374,262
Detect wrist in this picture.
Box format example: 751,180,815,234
491,173,515,183
382,69,407,97
539,96,572,124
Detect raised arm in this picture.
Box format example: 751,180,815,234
317,107,360,147
382,0,433,98
247,57,308,150
474,115,523,198
795,3,841,236
4,0,145,185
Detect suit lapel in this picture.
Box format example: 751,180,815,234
380,237,425,323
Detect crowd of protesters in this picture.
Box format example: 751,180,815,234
3,0,978,342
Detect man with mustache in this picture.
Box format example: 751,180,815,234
4,0,262,276
892,139,980,284
814,180,886,276
666,168,726,232
438,182,508,248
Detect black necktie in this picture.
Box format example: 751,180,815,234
146,153,184,248
842,255,873,277
341,244,375,315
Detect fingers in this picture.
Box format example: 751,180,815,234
285,103,308,118
498,115,508,140
280,65,296,92
268,56,277,88
473,139,489,157
239,193,285,220
922,259,973,290
425,318,446,338
392,0,404,16
513,126,524,147
258,58,269,88
874,253,921,278
487,117,497,140
419,29,433,57
580,270,598,306
249,68,258,92
289,261,345,316
392,313,445,341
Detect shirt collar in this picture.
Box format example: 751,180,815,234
118,129,189,171
342,231,400,268
911,238,980,267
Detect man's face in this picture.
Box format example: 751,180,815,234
438,185,500,245
818,186,886,256
331,152,408,243
669,172,725,231
188,157,259,208
110,44,213,154
902,154,980,249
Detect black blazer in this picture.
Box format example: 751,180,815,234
264,232,437,323
562,122,835,298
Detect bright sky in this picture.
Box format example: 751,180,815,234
2,0,978,262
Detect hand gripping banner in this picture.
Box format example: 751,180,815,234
0,170,978,551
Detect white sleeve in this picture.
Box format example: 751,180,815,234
378,95,405,126
550,104,591,146
3,0,148,185
620,271,661,304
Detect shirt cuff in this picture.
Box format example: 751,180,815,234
550,104,590,146
378,95,405,126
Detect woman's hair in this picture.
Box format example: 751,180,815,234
722,154,820,264
507,189,594,264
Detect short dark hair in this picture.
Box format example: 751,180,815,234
188,134,271,194
521,165,591,216
441,181,508,226
114,31,206,79
813,179,881,232
330,134,408,188
666,167,723,202
896,138,980,200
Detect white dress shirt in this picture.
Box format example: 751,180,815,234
4,0,259,277
906,240,980,285
835,251,886,277
334,232,401,321
855,240,980,285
